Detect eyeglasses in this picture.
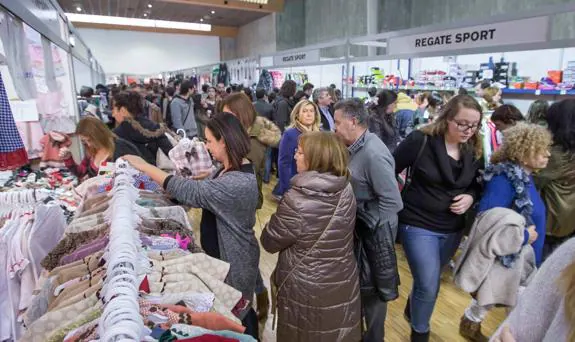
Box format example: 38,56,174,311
450,120,481,132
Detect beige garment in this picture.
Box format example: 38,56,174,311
21,293,101,342
453,208,537,307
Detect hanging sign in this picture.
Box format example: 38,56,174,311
388,16,549,55
273,50,320,66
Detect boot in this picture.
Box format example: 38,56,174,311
404,298,411,323
256,287,270,324
411,329,430,342
459,315,489,342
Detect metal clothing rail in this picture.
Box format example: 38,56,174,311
97,159,144,341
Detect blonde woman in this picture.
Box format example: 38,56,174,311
261,131,361,342
481,86,502,112
275,99,322,197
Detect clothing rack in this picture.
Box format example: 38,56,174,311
97,159,144,341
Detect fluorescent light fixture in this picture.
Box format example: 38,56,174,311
353,41,388,47
76,6,82,12
65,13,212,31
236,0,268,3
148,3,153,8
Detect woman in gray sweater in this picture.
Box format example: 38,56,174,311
123,112,260,339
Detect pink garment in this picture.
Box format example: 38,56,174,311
39,132,71,168
16,122,45,159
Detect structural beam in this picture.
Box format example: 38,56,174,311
157,0,284,13
71,22,238,37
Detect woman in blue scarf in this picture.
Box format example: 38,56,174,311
460,122,552,341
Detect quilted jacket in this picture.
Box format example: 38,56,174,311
261,171,361,342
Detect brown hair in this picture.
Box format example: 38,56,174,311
218,93,258,129
298,131,350,178
420,94,483,159
560,261,575,342
289,100,321,132
491,104,524,124
483,86,501,110
207,112,250,171
490,122,551,165
76,116,116,157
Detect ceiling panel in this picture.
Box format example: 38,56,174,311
57,0,269,27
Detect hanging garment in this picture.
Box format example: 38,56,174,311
16,121,44,159
168,137,212,178
257,69,273,93
0,72,29,170
39,132,72,168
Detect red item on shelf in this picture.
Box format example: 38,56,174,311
524,82,539,90
548,70,563,84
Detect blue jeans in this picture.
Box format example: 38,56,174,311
263,147,272,184
400,224,462,333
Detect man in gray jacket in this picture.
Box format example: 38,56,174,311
169,80,198,137
334,98,403,342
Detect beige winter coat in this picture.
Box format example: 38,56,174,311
261,171,361,342
453,207,537,307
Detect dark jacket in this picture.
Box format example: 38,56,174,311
114,116,173,166
395,109,415,139
348,131,402,301
368,108,401,153
253,99,273,120
276,127,301,196
272,96,295,132
318,105,335,132
261,171,361,342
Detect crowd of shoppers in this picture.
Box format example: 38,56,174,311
70,78,575,342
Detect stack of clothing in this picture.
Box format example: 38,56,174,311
20,184,256,341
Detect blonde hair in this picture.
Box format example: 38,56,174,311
490,122,551,165
483,86,501,110
298,131,349,178
420,94,484,159
288,100,321,132
76,116,116,157
560,261,575,342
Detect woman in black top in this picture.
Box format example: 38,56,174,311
393,95,483,342
112,90,173,166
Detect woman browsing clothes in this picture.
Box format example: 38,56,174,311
123,112,261,339
261,131,361,342
60,116,141,180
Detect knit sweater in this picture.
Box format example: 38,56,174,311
164,166,260,299
490,237,575,342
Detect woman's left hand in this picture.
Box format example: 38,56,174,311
122,155,149,172
450,194,474,215
493,326,516,342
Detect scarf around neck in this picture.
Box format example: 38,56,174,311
483,161,534,226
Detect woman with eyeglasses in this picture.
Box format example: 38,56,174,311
393,95,484,342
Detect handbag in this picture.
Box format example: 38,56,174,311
168,130,213,177
156,130,177,170
270,193,345,330
401,134,427,195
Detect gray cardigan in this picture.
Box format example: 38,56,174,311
165,170,260,299
491,237,575,342
348,131,403,231
170,96,198,138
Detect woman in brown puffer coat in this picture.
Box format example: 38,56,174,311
261,131,361,342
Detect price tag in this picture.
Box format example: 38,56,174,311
560,89,567,95
535,89,541,96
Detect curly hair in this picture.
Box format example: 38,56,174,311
491,122,552,165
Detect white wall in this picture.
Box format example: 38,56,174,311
77,28,220,75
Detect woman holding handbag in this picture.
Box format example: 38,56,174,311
260,131,361,342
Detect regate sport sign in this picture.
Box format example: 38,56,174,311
388,16,549,55
273,50,320,66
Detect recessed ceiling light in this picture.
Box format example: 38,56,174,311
144,13,148,17
200,18,204,22
148,3,152,8
211,10,215,14
76,6,82,12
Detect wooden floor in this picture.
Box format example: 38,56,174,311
189,177,507,342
